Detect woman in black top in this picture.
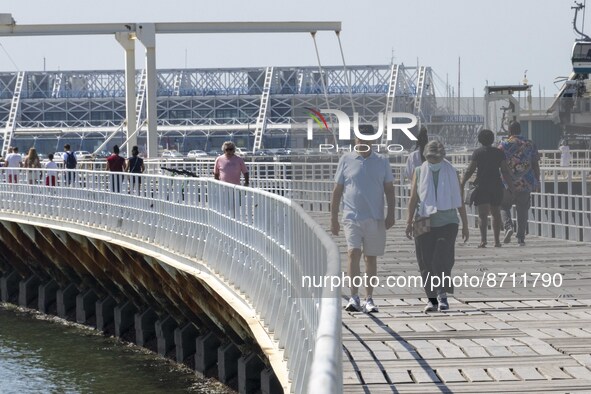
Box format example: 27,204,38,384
125,145,145,194
461,129,514,247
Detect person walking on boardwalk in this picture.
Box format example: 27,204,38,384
106,144,126,193
4,146,22,183
23,147,41,185
125,145,145,194
404,126,429,181
213,141,249,186
62,144,77,185
461,129,514,248
405,140,469,312
331,125,396,313
498,121,540,246
44,153,58,186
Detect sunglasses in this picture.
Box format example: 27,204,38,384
225,148,235,151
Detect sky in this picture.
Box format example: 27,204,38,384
0,0,580,97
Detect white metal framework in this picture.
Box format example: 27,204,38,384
0,17,341,157
252,66,274,152
0,65,447,154
1,71,24,157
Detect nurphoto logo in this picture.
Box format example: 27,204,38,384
306,109,419,142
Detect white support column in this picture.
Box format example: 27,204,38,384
136,23,158,158
115,31,137,158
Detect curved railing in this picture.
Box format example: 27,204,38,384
127,159,591,243
0,168,342,394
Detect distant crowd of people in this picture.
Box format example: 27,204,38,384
3,143,146,189
2,141,250,191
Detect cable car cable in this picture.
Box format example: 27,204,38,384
335,31,356,114
310,32,337,145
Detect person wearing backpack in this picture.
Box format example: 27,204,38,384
63,144,77,185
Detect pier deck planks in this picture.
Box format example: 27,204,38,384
308,212,591,392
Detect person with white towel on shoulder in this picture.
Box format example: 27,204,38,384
405,140,469,313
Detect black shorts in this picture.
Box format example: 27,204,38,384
473,184,504,206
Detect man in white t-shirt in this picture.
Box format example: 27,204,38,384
4,146,22,183
331,125,396,314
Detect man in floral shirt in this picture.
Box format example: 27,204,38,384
498,121,540,246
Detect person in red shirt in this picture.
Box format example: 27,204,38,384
106,144,126,192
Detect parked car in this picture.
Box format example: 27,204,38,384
270,148,291,155
94,150,111,159
207,149,222,157
234,147,248,157
161,150,184,159
252,149,274,156
74,150,93,160
187,149,208,158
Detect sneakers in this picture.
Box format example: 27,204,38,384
345,296,379,313
345,295,362,312
437,292,449,311
424,300,437,312
438,298,449,311
503,228,513,244
517,237,526,246
363,297,378,313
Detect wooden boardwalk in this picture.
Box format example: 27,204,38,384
309,212,591,393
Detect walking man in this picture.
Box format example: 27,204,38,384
213,141,249,186
63,144,77,185
498,121,541,246
106,144,126,192
4,146,22,183
331,125,396,313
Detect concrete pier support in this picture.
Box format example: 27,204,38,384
174,323,199,363
218,342,241,384
134,308,158,347
195,332,221,377
155,315,177,357
0,270,19,302
261,367,282,394
238,353,265,394
76,289,98,324
95,296,117,331
56,283,78,319
38,280,59,313
114,301,137,338
18,275,40,308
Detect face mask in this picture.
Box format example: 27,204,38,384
428,162,442,172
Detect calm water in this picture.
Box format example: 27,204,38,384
0,304,232,394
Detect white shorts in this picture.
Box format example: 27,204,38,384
342,218,386,256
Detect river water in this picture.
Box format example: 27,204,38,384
0,304,232,394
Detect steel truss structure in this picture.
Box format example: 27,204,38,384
0,64,454,153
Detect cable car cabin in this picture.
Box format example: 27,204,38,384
572,41,591,73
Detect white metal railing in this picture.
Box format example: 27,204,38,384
24,157,591,242
151,159,591,242
0,168,342,394
446,150,591,168
134,158,591,242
